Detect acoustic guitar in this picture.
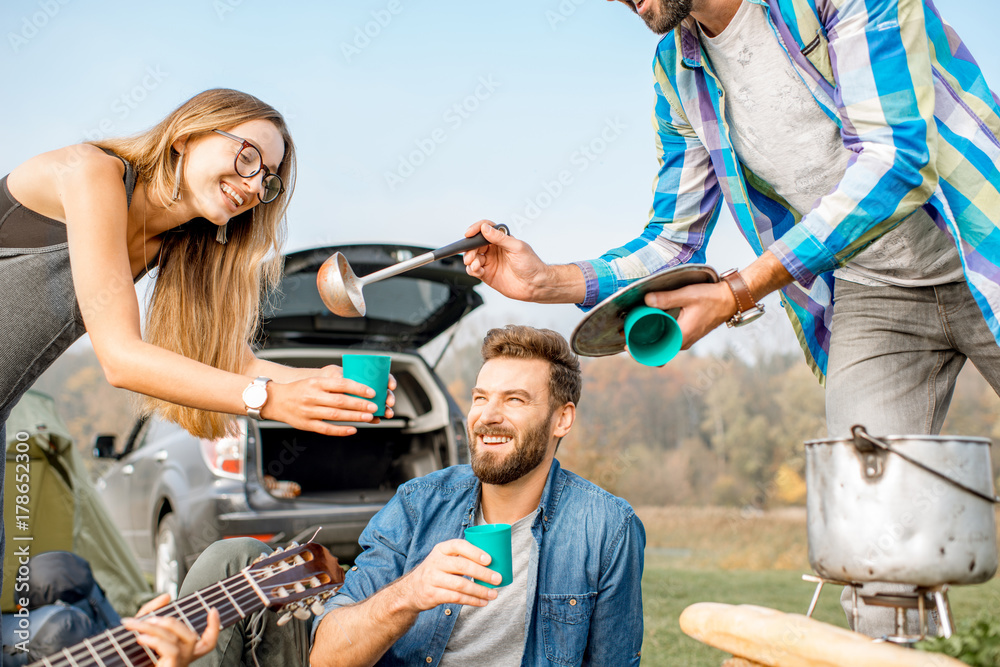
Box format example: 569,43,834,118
26,542,343,667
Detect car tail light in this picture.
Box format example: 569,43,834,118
200,420,246,480
223,533,276,542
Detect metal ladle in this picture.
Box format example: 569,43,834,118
317,224,510,317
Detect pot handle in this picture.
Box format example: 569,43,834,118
851,425,1000,505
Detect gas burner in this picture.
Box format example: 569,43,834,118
802,574,955,643
863,588,953,644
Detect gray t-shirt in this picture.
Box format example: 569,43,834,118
438,507,537,667
698,0,964,287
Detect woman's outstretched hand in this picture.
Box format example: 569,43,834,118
262,369,396,436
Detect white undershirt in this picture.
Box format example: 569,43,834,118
698,0,964,287
438,507,537,666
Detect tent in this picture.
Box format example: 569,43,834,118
3,390,151,615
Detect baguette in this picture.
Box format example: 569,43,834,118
679,603,964,667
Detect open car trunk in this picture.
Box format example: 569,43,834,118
252,350,459,504
257,424,446,504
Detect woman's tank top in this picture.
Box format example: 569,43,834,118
0,149,150,418
0,149,137,249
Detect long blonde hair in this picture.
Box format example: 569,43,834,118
93,89,295,439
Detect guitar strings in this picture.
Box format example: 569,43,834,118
42,579,266,666
39,582,262,667
36,565,330,667
45,552,341,667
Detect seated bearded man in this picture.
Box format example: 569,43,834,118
179,325,645,667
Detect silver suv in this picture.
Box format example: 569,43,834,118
93,243,480,597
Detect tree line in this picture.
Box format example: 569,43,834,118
440,339,1000,508
26,342,1000,508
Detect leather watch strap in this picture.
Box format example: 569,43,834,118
720,269,765,327
722,270,754,313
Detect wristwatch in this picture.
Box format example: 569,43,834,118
242,376,272,420
720,269,765,327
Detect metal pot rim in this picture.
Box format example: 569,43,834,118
805,434,993,446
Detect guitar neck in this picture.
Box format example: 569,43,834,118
31,570,265,667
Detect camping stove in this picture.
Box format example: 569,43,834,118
802,574,954,644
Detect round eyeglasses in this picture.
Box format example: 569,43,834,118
213,129,284,204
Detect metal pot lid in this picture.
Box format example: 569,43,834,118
806,426,1000,505
571,264,719,358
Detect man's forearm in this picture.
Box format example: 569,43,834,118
531,263,587,304
311,584,419,667
740,250,795,303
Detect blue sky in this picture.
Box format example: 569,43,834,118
3,0,997,353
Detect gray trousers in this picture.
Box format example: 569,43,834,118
179,539,310,667
826,278,1000,637
1,244,91,667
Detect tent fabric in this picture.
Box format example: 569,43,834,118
1,551,123,663
3,390,151,615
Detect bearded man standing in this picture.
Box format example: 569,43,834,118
179,325,645,667
461,0,999,638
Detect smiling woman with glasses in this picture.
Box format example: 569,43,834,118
213,128,284,203
0,91,395,656
1,85,395,446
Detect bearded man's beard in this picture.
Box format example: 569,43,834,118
470,417,551,485
639,0,693,35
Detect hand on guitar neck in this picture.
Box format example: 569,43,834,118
121,594,221,667
27,542,344,667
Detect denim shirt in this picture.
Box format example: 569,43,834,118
312,460,645,666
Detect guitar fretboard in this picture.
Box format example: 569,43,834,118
31,569,265,667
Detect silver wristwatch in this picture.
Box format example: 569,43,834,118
242,376,271,420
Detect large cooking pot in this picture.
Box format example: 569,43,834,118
805,426,999,586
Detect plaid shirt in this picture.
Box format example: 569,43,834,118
575,0,1000,380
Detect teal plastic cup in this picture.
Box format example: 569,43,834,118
624,305,683,367
464,524,512,588
342,354,391,417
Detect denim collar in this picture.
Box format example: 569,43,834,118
461,459,565,532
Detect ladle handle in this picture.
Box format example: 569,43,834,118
357,224,513,288
431,224,510,260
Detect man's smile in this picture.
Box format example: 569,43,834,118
477,432,515,448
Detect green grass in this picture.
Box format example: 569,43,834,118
641,557,1000,666
633,507,1000,665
